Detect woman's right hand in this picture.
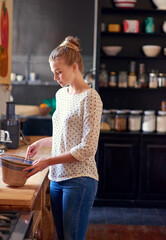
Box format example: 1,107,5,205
25,140,43,160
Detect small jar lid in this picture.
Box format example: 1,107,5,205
158,111,166,116
103,109,111,114
130,110,143,115
144,110,155,115
116,110,127,115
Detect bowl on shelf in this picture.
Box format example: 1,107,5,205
0,154,33,187
38,103,52,116
113,0,137,8
102,46,123,56
152,0,166,9
142,45,161,57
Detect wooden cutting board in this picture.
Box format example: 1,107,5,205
0,188,35,206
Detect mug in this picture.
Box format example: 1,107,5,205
0,130,10,142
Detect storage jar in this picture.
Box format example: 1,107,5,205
142,111,156,132
128,110,142,131
100,109,111,131
115,110,127,131
156,111,166,133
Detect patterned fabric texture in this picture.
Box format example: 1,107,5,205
48,87,103,182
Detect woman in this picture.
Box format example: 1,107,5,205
24,36,103,240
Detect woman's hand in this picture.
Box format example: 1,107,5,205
23,157,50,178
25,141,43,160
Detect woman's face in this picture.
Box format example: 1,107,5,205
50,59,76,87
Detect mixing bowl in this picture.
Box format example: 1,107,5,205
102,46,123,56
113,0,137,8
142,45,161,57
0,154,33,187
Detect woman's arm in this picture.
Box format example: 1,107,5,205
23,151,77,178
25,137,53,159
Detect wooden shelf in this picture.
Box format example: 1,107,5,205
102,7,166,14
101,32,166,37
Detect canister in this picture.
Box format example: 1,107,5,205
128,110,143,132
156,111,166,133
115,110,127,131
142,111,156,132
100,109,111,131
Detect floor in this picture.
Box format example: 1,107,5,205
89,207,166,226
86,207,166,240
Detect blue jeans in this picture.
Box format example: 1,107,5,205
50,177,98,240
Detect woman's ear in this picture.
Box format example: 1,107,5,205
73,62,79,72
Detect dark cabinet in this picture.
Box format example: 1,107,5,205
140,134,166,200
96,132,166,207
97,133,139,199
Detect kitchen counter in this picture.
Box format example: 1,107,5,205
0,136,54,238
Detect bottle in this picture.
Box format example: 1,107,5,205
99,64,108,87
136,63,147,88
128,61,137,88
145,17,155,33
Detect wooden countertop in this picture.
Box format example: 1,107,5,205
0,136,52,211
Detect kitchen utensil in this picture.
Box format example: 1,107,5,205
102,46,122,56
0,154,33,187
142,45,161,57
113,0,137,8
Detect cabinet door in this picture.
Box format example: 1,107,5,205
140,136,166,200
97,135,139,199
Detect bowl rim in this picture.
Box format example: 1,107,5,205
142,45,161,49
0,154,33,166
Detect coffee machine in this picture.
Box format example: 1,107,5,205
1,102,20,149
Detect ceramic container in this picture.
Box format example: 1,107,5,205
142,45,161,57
113,0,137,8
152,0,166,9
102,46,122,56
0,154,33,187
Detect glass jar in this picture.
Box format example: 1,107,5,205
142,111,156,132
128,110,143,132
156,111,166,133
149,72,158,88
115,110,127,131
110,109,117,130
99,64,108,87
100,109,111,131
108,72,117,87
118,71,128,88
158,73,166,88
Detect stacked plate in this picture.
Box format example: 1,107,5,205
113,0,137,8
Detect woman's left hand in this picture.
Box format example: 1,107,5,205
23,157,50,178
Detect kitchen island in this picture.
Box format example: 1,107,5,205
0,136,54,239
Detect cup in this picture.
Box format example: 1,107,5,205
29,72,36,81
0,130,10,142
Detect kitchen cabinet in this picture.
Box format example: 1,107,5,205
140,134,166,200
96,132,166,207
95,0,166,110
97,132,139,199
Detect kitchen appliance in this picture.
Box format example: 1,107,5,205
0,210,33,240
1,102,20,149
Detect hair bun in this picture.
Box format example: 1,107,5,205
60,36,80,52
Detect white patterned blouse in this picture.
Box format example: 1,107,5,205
48,87,103,182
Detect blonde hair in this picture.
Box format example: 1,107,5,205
49,36,84,72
